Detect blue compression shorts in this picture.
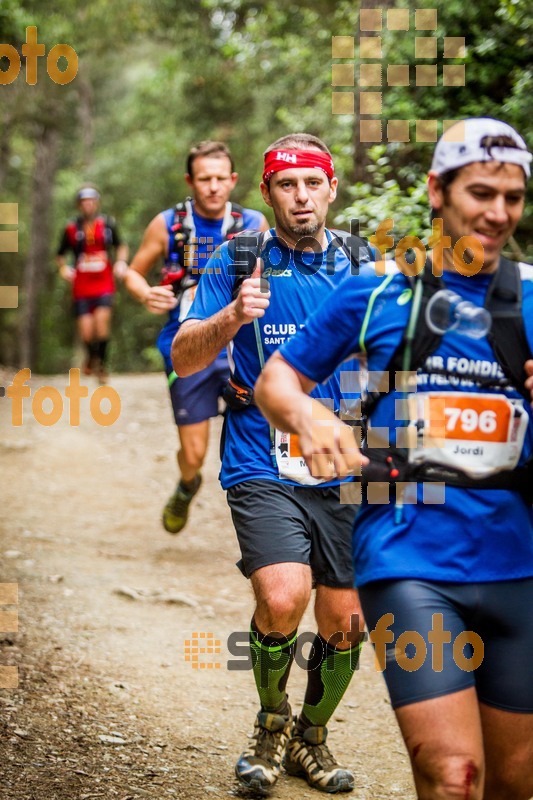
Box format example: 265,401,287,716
359,578,533,712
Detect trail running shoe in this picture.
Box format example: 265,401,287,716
235,707,293,794
82,356,94,376
284,725,354,793
162,474,202,534
96,360,108,385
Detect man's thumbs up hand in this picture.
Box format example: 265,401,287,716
234,258,271,324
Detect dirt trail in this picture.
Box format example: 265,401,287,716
0,371,415,800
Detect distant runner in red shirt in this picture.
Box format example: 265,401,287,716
57,185,128,382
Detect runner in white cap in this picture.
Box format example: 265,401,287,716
255,118,533,800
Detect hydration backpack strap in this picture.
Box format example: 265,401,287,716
362,260,444,420
360,446,533,500
73,217,86,260
390,262,444,371
223,230,269,415
361,257,533,496
169,200,245,269
73,214,113,260
100,214,115,250
327,228,375,274
223,202,245,239
228,230,269,299
167,198,195,269
486,257,531,402
362,258,533,419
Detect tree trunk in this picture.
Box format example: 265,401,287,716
353,0,395,182
0,119,12,193
77,73,94,168
19,124,60,370
0,83,21,193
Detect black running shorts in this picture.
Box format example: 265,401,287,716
73,292,114,317
226,479,357,588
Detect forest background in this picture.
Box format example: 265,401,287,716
1,0,532,374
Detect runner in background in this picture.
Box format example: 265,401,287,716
57,185,128,383
125,142,268,534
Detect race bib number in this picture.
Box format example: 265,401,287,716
407,392,529,478
179,286,197,322
77,252,107,273
274,429,326,486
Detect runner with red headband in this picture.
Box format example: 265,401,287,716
172,133,376,795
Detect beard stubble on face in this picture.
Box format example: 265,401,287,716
288,220,321,238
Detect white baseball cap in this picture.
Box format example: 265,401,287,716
77,186,100,201
430,118,531,179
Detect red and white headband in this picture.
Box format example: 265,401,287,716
263,149,335,183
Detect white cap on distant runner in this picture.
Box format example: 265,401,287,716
430,118,532,179
77,186,100,201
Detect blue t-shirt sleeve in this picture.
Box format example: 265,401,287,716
243,208,266,229
279,271,378,383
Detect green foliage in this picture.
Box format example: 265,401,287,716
336,146,430,242
378,0,533,151
1,0,533,370
0,0,33,42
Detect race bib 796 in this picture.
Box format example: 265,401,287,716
407,392,528,478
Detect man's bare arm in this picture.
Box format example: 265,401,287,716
172,261,270,377
254,351,317,431
124,214,177,314
172,311,242,377
112,241,130,280
255,351,367,478
56,253,75,283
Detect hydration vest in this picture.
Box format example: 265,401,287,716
228,227,375,296
219,228,376,469
360,257,533,497
222,228,375,409
67,215,116,262
161,198,246,294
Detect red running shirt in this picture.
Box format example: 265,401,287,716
57,215,120,300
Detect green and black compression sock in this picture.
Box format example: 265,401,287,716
249,619,298,715
298,633,363,731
